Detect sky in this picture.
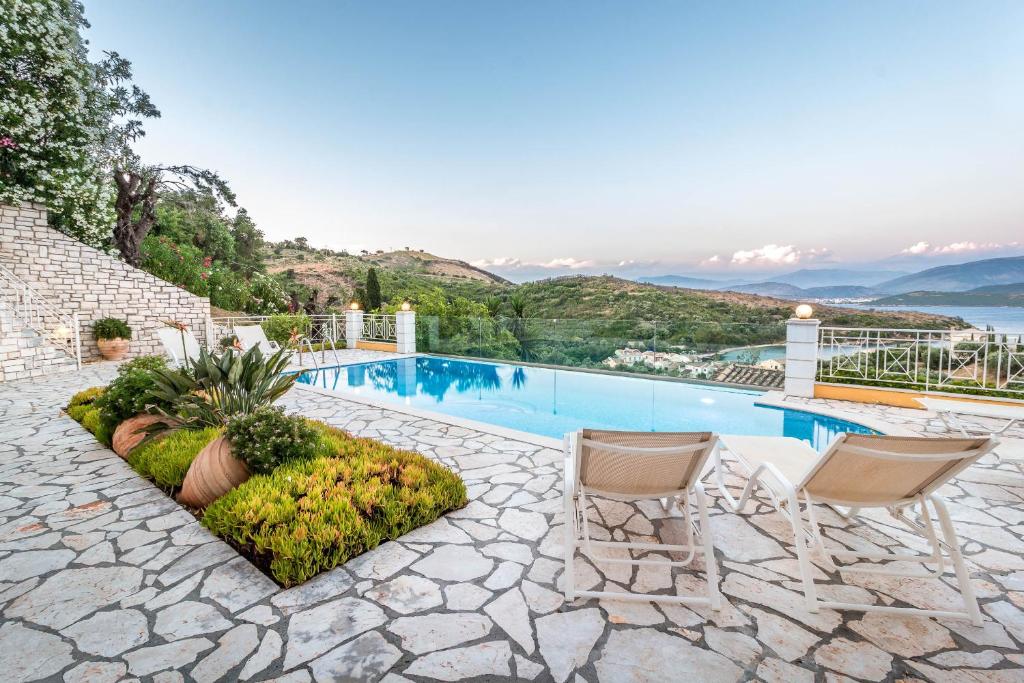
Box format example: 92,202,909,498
83,1,1024,282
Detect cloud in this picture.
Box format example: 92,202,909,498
901,241,931,255
899,240,1019,256
728,244,830,267
472,256,595,271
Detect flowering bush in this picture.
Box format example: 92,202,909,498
225,407,319,474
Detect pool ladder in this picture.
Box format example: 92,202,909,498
297,336,342,372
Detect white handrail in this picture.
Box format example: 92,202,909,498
0,263,81,368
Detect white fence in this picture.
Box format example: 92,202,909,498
362,314,397,341
816,326,1024,397
210,314,344,347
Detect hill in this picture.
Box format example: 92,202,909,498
638,274,742,290
771,268,907,288
515,275,965,331
722,281,879,300
877,256,1024,294
872,282,1024,307
263,245,507,307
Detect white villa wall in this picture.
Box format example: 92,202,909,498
0,202,210,376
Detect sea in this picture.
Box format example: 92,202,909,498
845,304,1024,333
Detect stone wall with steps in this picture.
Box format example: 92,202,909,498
0,305,78,382
0,202,210,379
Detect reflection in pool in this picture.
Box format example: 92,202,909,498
296,356,876,449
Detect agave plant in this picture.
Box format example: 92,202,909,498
149,345,297,428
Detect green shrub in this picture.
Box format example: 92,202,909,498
68,386,105,409
118,355,168,374
261,313,310,345
128,427,221,490
203,423,467,586
94,369,163,432
225,407,319,474
93,317,132,340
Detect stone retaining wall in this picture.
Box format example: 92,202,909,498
0,202,210,366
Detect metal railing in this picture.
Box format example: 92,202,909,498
818,326,1024,397
210,314,344,347
362,314,397,341
0,263,81,369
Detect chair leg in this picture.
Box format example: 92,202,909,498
694,482,721,610
563,490,577,602
788,490,819,612
930,495,982,626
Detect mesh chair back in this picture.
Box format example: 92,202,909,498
578,429,716,497
800,434,992,506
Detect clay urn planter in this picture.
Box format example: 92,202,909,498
112,413,173,458
177,436,250,508
93,318,132,361
96,338,130,361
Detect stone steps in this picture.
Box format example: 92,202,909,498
0,304,78,381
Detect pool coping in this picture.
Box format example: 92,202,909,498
290,365,917,448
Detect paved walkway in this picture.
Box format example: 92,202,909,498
1,362,1023,682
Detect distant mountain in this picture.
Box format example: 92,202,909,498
872,282,1024,307
722,282,880,300
802,285,880,299
771,268,908,289
724,282,806,297
877,256,1024,294
639,275,745,290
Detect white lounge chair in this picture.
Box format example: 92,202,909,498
563,429,722,609
716,433,995,624
233,325,281,355
920,397,1024,473
156,327,202,368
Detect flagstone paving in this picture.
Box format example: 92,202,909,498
2,360,1024,681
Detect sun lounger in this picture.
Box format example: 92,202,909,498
563,429,721,609
920,397,1024,473
156,327,202,368
716,433,995,624
233,324,282,355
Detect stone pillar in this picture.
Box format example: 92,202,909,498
396,311,416,354
345,310,363,349
784,317,820,398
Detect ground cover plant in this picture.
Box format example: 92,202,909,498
203,422,468,586
64,350,468,587
128,427,221,491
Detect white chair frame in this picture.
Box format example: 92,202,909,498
713,435,993,625
156,327,201,368
233,325,282,354
563,431,722,609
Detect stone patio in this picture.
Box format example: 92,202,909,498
1,358,1023,682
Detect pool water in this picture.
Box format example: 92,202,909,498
296,356,876,449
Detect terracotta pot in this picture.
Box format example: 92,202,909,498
177,436,250,508
112,413,172,458
96,338,130,361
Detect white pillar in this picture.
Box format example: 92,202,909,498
345,310,363,349
396,311,416,353
784,317,820,398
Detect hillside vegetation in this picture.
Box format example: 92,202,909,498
873,283,1024,307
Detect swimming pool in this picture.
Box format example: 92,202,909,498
295,356,877,449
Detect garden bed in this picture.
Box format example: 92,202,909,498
65,349,466,587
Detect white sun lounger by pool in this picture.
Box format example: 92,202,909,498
563,429,721,609
156,327,202,368
716,433,995,624
233,325,281,355
919,397,1024,473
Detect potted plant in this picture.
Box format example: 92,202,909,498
93,318,132,360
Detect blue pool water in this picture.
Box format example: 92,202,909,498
296,357,876,449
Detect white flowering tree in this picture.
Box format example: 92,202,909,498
0,0,120,246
